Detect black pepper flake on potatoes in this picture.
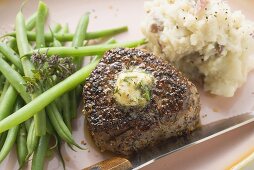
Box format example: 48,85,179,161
83,48,200,155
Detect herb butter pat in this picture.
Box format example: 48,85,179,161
114,69,155,107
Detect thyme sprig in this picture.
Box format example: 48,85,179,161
24,53,76,93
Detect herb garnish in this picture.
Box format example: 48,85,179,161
24,53,76,93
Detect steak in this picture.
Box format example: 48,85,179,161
83,48,200,155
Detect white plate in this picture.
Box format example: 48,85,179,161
0,0,254,170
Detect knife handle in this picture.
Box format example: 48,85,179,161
83,157,132,170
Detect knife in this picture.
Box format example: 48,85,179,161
84,112,254,170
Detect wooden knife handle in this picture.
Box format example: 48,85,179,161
83,157,132,170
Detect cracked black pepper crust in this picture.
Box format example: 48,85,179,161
83,48,200,155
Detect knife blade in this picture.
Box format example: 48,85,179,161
83,112,254,170
131,112,254,169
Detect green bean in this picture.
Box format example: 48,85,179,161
36,1,48,48
0,98,22,162
46,102,81,148
50,28,64,118
0,58,34,141
72,13,89,47
90,38,117,63
105,38,117,44
4,13,37,55
49,23,69,46
48,38,61,48
0,79,9,104
7,38,18,53
59,24,73,125
56,135,65,170
50,28,62,47
69,13,90,120
0,85,18,121
24,119,32,132
6,12,37,37
34,103,47,136
29,38,147,57
16,11,32,57
15,11,34,77
55,98,63,113
0,48,59,139
47,24,62,47
52,39,62,48
61,94,71,130
0,57,45,138
16,124,28,168
26,120,38,159
26,12,37,31
0,125,19,163
0,43,23,72
0,75,5,92
46,116,54,135
1,79,9,95
52,23,62,33
50,28,72,130
0,59,99,133
0,134,2,146
16,10,46,136
72,12,90,68
0,132,7,150
15,11,34,81
31,134,50,170
0,57,30,103
58,26,73,130
3,13,37,55
60,23,69,34
6,26,128,42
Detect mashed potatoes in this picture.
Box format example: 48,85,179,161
141,0,254,97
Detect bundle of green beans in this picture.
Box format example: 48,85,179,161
0,1,146,169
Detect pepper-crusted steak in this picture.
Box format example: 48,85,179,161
83,48,200,155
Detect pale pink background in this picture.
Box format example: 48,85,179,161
0,0,254,169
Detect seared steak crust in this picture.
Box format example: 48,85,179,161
83,48,200,155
